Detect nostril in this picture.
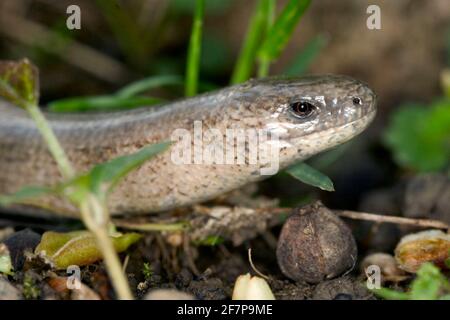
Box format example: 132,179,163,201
352,97,362,105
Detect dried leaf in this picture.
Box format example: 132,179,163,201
35,230,141,269
0,244,13,275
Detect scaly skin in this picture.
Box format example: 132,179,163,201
0,75,376,217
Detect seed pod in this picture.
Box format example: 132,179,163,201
395,229,450,273
276,202,357,284
361,253,407,282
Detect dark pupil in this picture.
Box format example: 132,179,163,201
291,101,314,117
353,97,361,105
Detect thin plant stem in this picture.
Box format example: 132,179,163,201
80,196,133,300
26,103,75,179
113,220,188,232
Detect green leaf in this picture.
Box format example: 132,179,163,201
62,141,172,203
258,0,311,64
231,0,274,84
0,185,53,207
193,235,225,246
48,95,163,113
142,262,153,280
410,263,449,300
283,34,328,76
185,0,205,97
58,141,172,203
373,263,450,300
88,141,172,196
116,75,184,98
2,142,171,209
49,74,185,112
384,101,450,172
35,230,142,269
0,59,39,108
286,162,335,191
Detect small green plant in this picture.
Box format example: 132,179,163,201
193,235,225,246
23,273,41,300
373,263,450,300
0,59,171,299
142,262,153,281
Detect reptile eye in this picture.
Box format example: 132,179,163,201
352,97,362,105
289,101,316,119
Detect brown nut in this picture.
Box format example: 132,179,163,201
395,229,450,273
276,202,357,284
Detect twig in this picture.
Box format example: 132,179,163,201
122,254,130,273
336,210,449,230
248,248,270,280
257,206,449,231
183,233,200,276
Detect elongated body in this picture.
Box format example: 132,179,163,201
0,75,376,217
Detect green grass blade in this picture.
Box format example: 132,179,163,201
286,162,334,191
258,0,311,72
257,0,276,78
283,34,328,76
116,75,184,98
231,0,274,84
185,0,205,97
48,95,163,113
